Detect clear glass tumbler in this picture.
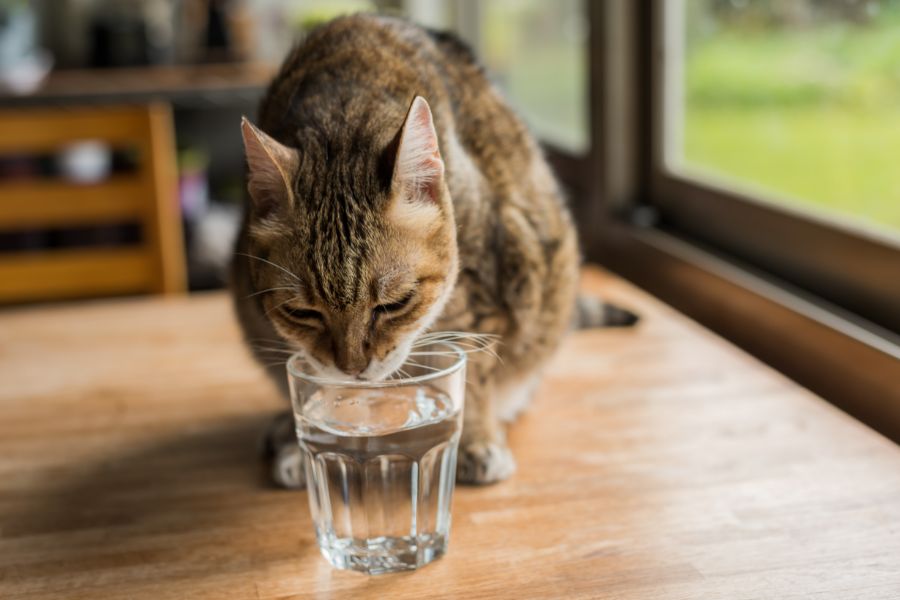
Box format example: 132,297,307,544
287,342,466,574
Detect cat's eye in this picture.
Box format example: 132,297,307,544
374,291,415,317
281,306,324,324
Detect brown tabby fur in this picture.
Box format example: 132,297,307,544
231,14,579,484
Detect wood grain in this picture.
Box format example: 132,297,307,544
1,267,898,599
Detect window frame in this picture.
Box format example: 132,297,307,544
648,0,900,334
568,0,900,442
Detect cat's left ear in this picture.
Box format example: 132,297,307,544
391,96,445,207
241,117,299,217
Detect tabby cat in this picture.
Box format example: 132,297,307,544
232,14,628,487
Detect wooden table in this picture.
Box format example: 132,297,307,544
2,268,899,599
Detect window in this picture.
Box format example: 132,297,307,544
477,0,589,153
665,0,900,237
403,0,589,154
588,1,899,435
649,0,900,334
251,1,589,154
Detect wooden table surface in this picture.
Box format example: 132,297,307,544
2,268,899,599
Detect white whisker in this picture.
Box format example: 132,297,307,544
414,332,499,347
251,347,297,355
420,330,500,338
420,331,501,340
264,294,304,317
235,252,301,282
413,343,500,361
402,360,446,374
390,367,413,381
244,286,296,299
410,329,503,365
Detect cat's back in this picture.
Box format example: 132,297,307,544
259,15,532,168
259,15,447,136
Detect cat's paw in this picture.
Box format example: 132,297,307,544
456,441,516,485
272,441,306,489
263,411,306,490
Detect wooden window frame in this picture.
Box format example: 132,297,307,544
650,0,900,335
555,1,900,441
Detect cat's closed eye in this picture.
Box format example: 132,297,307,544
374,290,415,317
281,306,324,325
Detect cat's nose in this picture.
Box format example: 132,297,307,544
335,355,370,378
333,332,370,376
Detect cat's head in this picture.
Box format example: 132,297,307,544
240,96,458,381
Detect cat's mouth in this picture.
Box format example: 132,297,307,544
355,345,413,382
294,350,402,383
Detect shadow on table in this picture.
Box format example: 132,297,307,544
3,412,317,588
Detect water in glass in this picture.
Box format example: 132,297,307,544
296,383,462,574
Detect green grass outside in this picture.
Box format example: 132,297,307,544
683,106,900,229
683,9,900,234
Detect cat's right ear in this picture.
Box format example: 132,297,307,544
241,117,299,217
391,96,445,206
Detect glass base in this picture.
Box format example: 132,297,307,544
317,532,448,574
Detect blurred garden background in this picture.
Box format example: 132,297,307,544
677,0,900,235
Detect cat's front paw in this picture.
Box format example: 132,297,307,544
263,412,306,489
273,441,306,489
456,441,516,485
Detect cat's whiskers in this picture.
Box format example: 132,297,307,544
415,336,499,346
388,367,413,381
400,359,447,374
261,360,290,369
411,334,502,363
413,331,501,351
417,330,500,340
235,252,302,282
244,286,296,300
403,359,475,386
251,346,297,356
264,294,305,317
418,339,492,345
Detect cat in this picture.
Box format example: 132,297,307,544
231,14,633,488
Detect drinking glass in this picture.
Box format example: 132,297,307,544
287,342,466,574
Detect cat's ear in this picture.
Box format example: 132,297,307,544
391,96,445,207
241,117,299,217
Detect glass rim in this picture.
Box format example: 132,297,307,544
286,341,467,388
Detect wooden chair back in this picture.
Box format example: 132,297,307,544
0,103,185,302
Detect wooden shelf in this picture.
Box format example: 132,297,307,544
0,63,277,109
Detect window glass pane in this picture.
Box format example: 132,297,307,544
479,0,589,153
250,0,588,154
666,0,900,236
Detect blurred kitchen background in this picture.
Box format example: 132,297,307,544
0,0,897,300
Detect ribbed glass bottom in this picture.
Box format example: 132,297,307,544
316,531,448,574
